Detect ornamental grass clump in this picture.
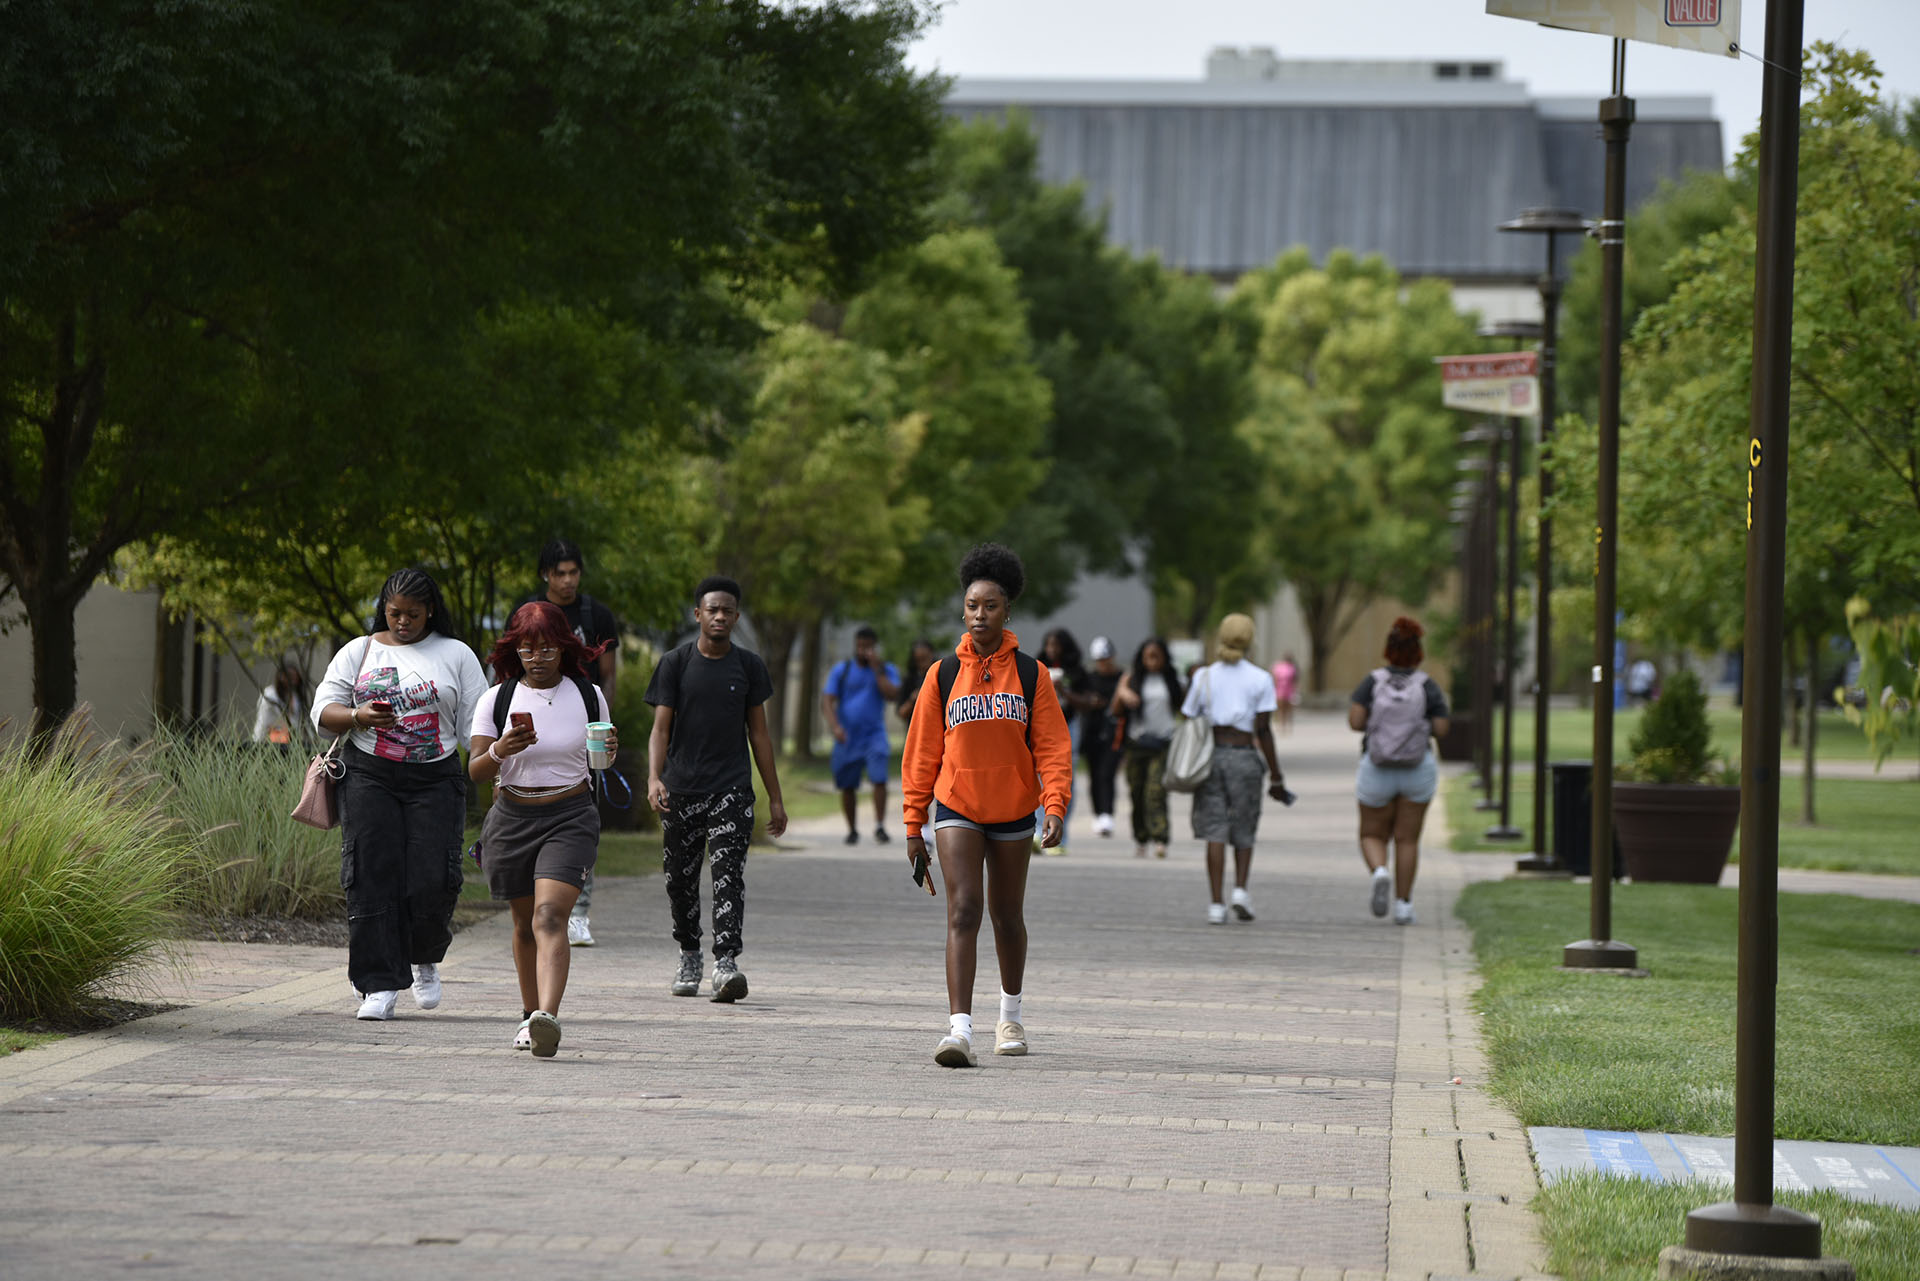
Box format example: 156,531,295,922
0,715,185,1022
1618,669,1737,785
146,728,342,920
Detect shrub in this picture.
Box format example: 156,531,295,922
0,715,185,1021
146,729,343,920
1619,669,1734,784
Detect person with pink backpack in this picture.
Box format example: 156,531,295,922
1347,617,1450,925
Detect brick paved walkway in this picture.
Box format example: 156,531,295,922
0,713,1551,1280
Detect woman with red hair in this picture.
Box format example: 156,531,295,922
1347,617,1450,925
469,601,617,1057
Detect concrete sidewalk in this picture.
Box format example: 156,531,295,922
0,713,1550,1280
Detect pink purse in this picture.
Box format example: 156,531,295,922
291,639,373,831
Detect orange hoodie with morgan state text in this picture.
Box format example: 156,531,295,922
900,629,1073,838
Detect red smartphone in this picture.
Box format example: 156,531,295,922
509,712,534,733
366,700,393,714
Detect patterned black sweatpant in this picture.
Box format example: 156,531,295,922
661,789,752,958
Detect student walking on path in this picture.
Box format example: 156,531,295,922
1080,636,1124,839
1348,617,1450,925
516,537,620,948
645,576,787,1003
467,602,615,1057
1183,613,1290,925
901,544,1073,1068
822,626,899,845
1113,637,1184,859
312,568,487,1021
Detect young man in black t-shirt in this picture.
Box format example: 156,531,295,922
644,575,788,1002
517,538,621,946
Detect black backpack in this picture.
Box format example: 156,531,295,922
489,674,604,750
935,650,1042,749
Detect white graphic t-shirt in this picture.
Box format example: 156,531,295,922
313,634,487,763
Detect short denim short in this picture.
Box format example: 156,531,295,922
1354,750,1439,808
933,800,1036,842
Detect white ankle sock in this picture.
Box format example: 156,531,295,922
1372,865,1390,879
949,1013,973,1041
999,990,1022,1023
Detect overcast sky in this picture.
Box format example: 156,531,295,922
906,1,1920,166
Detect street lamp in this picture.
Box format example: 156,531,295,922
1498,207,1591,872
1456,440,1499,800
1476,320,1543,842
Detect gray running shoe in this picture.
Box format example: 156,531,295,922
711,956,748,1003
671,951,702,997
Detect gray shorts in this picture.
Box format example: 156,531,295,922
1191,745,1267,847
481,791,599,900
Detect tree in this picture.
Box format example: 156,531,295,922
0,0,944,736
1232,249,1482,691
1549,45,1920,819
710,322,927,751
841,229,1053,611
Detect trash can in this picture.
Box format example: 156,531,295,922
1550,760,1623,878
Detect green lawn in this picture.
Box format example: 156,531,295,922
1,1028,61,1056
1537,1172,1920,1281
1445,772,1920,876
1473,702,1886,766
1456,879,1920,1146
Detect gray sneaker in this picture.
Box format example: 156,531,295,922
711,957,748,1003
671,951,702,997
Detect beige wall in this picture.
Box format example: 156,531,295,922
1248,573,1467,710
0,582,283,743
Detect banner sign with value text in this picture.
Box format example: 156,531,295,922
1486,0,1740,58
1438,352,1540,417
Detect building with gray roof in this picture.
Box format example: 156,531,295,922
946,48,1723,319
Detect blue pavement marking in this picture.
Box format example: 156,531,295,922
1531,1128,1920,1212
1584,1130,1663,1180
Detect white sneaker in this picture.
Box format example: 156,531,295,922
1207,902,1228,925
355,990,397,1020
410,964,440,1009
1094,814,1115,837
1393,898,1416,926
934,1034,977,1068
567,915,595,947
1370,867,1392,918
1229,887,1255,921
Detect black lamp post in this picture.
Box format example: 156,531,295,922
1456,429,1499,798
1475,321,1542,843
1498,207,1591,870
1455,443,1498,801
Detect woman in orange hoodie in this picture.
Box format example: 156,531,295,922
902,543,1074,1068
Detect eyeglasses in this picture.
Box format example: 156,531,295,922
516,646,560,660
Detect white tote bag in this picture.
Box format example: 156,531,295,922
1163,667,1214,793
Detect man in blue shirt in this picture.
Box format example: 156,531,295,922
822,626,899,845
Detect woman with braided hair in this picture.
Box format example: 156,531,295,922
313,568,488,1021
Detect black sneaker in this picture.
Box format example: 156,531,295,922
671,951,702,997
873,826,890,843
843,830,859,845
711,957,748,1003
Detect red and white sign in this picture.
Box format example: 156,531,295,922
1486,0,1739,59
1438,352,1540,417
1666,0,1718,25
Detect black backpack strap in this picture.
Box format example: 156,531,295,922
490,678,521,737
1014,651,1039,750
936,655,960,708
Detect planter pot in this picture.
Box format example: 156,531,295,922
1611,782,1740,884
1435,713,1474,763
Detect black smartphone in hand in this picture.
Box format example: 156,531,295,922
911,848,930,887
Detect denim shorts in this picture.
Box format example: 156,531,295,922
1355,750,1439,808
933,800,1036,842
